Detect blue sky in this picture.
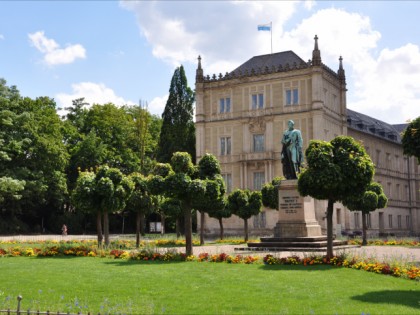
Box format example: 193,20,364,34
1,1,420,124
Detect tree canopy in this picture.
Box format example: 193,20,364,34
343,182,387,245
402,117,420,164
0,79,68,233
157,66,195,163
261,177,283,210
298,136,375,258
227,189,262,241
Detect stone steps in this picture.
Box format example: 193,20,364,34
245,236,350,251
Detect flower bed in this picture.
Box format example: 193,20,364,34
0,243,419,281
347,238,420,247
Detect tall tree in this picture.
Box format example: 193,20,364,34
227,189,262,242
0,79,68,232
158,66,195,163
192,154,226,245
343,182,388,245
298,136,375,258
401,117,420,163
125,104,162,174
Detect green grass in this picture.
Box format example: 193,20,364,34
0,257,419,314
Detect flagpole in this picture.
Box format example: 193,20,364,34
270,21,273,54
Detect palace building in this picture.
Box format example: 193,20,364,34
194,36,420,237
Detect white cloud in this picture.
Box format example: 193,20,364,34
121,0,300,70
148,95,168,117
55,82,136,117
350,44,420,123
121,1,419,124
28,31,86,66
0,34,4,40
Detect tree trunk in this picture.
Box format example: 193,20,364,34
200,211,205,245
244,218,248,242
136,211,141,248
161,213,165,235
362,212,368,246
218,218,224,240
96,211,103,246
326,199,334,259
176,218,181,239
104,211,110,246
140,213,146,236
184,203,193,256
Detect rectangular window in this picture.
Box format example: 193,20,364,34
336,208,341,225
253,172,265,191
398,215,402,228
220,137,231,156
253,134,264,152
406,215,411,229
354,212,360,229
286,88,299,105
367,213,371,228
222,173,232,194
219,97,231,113
253,212,266,228
388,214,393,228
252,93,264,109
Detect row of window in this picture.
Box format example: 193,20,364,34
219,88,299,113
221,171,265,194
353,213,410,229
220,135,265,156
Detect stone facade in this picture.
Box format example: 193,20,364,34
195,36,420,238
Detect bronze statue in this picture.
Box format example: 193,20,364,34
281,120,303,179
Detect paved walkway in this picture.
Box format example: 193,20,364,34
1,234,419,264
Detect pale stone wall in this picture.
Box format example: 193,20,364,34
195,47,419,238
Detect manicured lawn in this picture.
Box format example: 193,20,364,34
0,257,419,314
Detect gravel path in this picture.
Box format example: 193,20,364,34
1,234,419,264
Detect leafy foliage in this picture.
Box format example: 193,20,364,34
402,117,420,164
0,79,68,232
261,177,283,210
298,136,375,257
72,166,134,245
198,153,221,179
157,66,195,163
298,136,374,203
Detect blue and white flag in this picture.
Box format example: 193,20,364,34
258,24,271,31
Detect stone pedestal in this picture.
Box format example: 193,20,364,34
273,179,322,238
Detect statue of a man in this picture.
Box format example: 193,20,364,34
281,120,303,179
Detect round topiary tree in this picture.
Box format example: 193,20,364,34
344,182,388,245
298,136,375,258
261,177,283,210
227,189,262,242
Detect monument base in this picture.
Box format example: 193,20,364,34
274,179,322,238
247,179,348,250
273,221,322,238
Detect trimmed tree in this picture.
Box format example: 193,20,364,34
126,172,154,248
402,117,420,163
72,166,134,246
298,136,375,258
261,177,283,210
160,197,183,237
193,153,226,245
157,66,195,163
227,189,262,242
343,182,388,245
207,198,230,240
